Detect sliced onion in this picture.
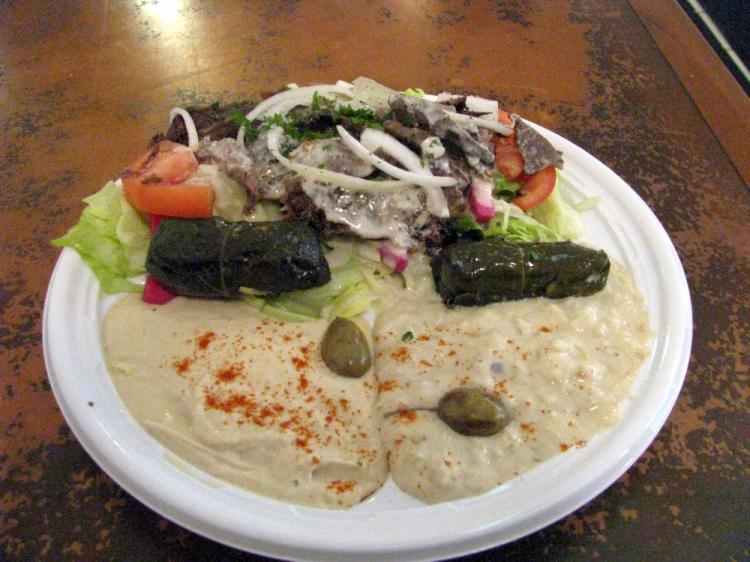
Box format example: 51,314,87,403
336,126,456,189
378,242,409,273
469,178,496,223
360,129,450,218
266,128,411,193
169,107,200,151
351,77,398,110
466,95,499,115
237,84,354,147
447,111,514,135
360,128,423,172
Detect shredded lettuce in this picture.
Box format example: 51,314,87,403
453,199,563,244
403,88,426,98
244,257,376,322
492,172,523,200
530,183,584,240
52,181,150,293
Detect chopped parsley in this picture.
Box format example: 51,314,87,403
401,331,415,342
230,91,386,146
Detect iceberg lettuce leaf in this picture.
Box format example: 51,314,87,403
52,181,150,293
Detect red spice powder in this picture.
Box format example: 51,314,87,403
197,331,216,349
298,374,309,390
417,335,430,342
216,363,243,383
520,423,535,433
173,357,192,375
539,326,552,333
419,359,433,367
205,393,254,415
560,443,570,452
326,480,356,494
391,347,410,363
396,410,417,423
378,380,398,392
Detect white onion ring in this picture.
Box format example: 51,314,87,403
360,128,424,172
336,126,456,189
169,107,200,151
237,84,354,147
360,129,449,217
266,128,412,193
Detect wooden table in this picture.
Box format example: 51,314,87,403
2,1,748,560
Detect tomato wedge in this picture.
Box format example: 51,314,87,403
123,179,214,218
494,143,524,181
512,166,557,211
498,109,513,126
122,140,214,217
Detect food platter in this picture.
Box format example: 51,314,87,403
43,124,692,561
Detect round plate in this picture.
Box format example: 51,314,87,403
43,126,692,561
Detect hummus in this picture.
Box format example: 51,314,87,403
103,297,387,509
103,262,651,508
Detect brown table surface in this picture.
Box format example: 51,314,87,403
2,1,748,560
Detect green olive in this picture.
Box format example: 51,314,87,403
437,388,511,437
321,317,371,378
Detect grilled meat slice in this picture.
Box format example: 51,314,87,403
164,101,254,146
513,118,564,174
389,94,495,165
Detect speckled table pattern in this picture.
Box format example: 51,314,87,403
1,1,748,560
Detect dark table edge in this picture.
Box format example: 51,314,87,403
628,0,750,187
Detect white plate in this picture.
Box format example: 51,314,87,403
43,126,692,561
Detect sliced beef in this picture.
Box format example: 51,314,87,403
196,134,292,205
289,139,374,177
514,118,564,175
164,101,255,145
382,120,432,151
283,185,352,237
389,94,495,165
292,109,371,137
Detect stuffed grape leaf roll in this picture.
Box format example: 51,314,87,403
431,238,609,306
146,218,331,298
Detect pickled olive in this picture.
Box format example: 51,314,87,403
437,388,511,437
320,317,371,378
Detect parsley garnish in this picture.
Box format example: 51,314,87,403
230,93,386,146
401,331,414,342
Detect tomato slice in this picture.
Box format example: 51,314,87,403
494,144,524,181
512,167,557,211
127,140,198,183
498,109,513,126
122,140,212,217
123,178,214,218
